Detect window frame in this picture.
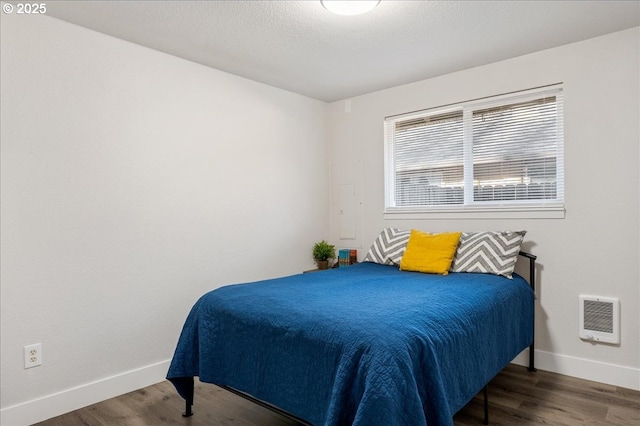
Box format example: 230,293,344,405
384,85,565,219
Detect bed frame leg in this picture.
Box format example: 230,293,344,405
483,385,489,425
183,399,193,417
527,256,537,372
181,378,194,417
528,342,537,372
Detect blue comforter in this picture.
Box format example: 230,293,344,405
167,262,534,426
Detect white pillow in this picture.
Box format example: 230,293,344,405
363,228,411,265
450,231,526,278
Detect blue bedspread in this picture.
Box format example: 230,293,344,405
167,262,534,426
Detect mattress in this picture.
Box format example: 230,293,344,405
167,262,534,426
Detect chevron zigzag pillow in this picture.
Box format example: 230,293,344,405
450,231,526,278
363,228,411,265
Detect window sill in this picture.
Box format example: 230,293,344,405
383,204,565,220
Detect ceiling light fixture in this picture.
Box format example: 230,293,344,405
321,1,381,16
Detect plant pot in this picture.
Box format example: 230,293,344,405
316,260,329,270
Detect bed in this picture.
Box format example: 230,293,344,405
167,242,536,426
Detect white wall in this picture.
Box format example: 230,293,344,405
0,14,328,425
328,28,640,390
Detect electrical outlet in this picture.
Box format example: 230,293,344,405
24,343,42,369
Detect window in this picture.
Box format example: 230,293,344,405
384,85,564,218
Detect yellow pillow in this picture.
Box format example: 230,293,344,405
400,230,462,275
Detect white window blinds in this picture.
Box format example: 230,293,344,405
384,85,564,216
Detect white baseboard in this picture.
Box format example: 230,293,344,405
0,359,171,426
2,352,638,426
512,348,640,391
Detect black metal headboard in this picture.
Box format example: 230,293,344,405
518,251,537,292
518,250,537,372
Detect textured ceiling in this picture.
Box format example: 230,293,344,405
44,1,640,102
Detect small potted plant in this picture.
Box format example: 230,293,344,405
312,240,335,270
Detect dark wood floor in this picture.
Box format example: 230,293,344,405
35,364,639,426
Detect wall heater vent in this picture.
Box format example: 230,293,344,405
579,295,619,344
